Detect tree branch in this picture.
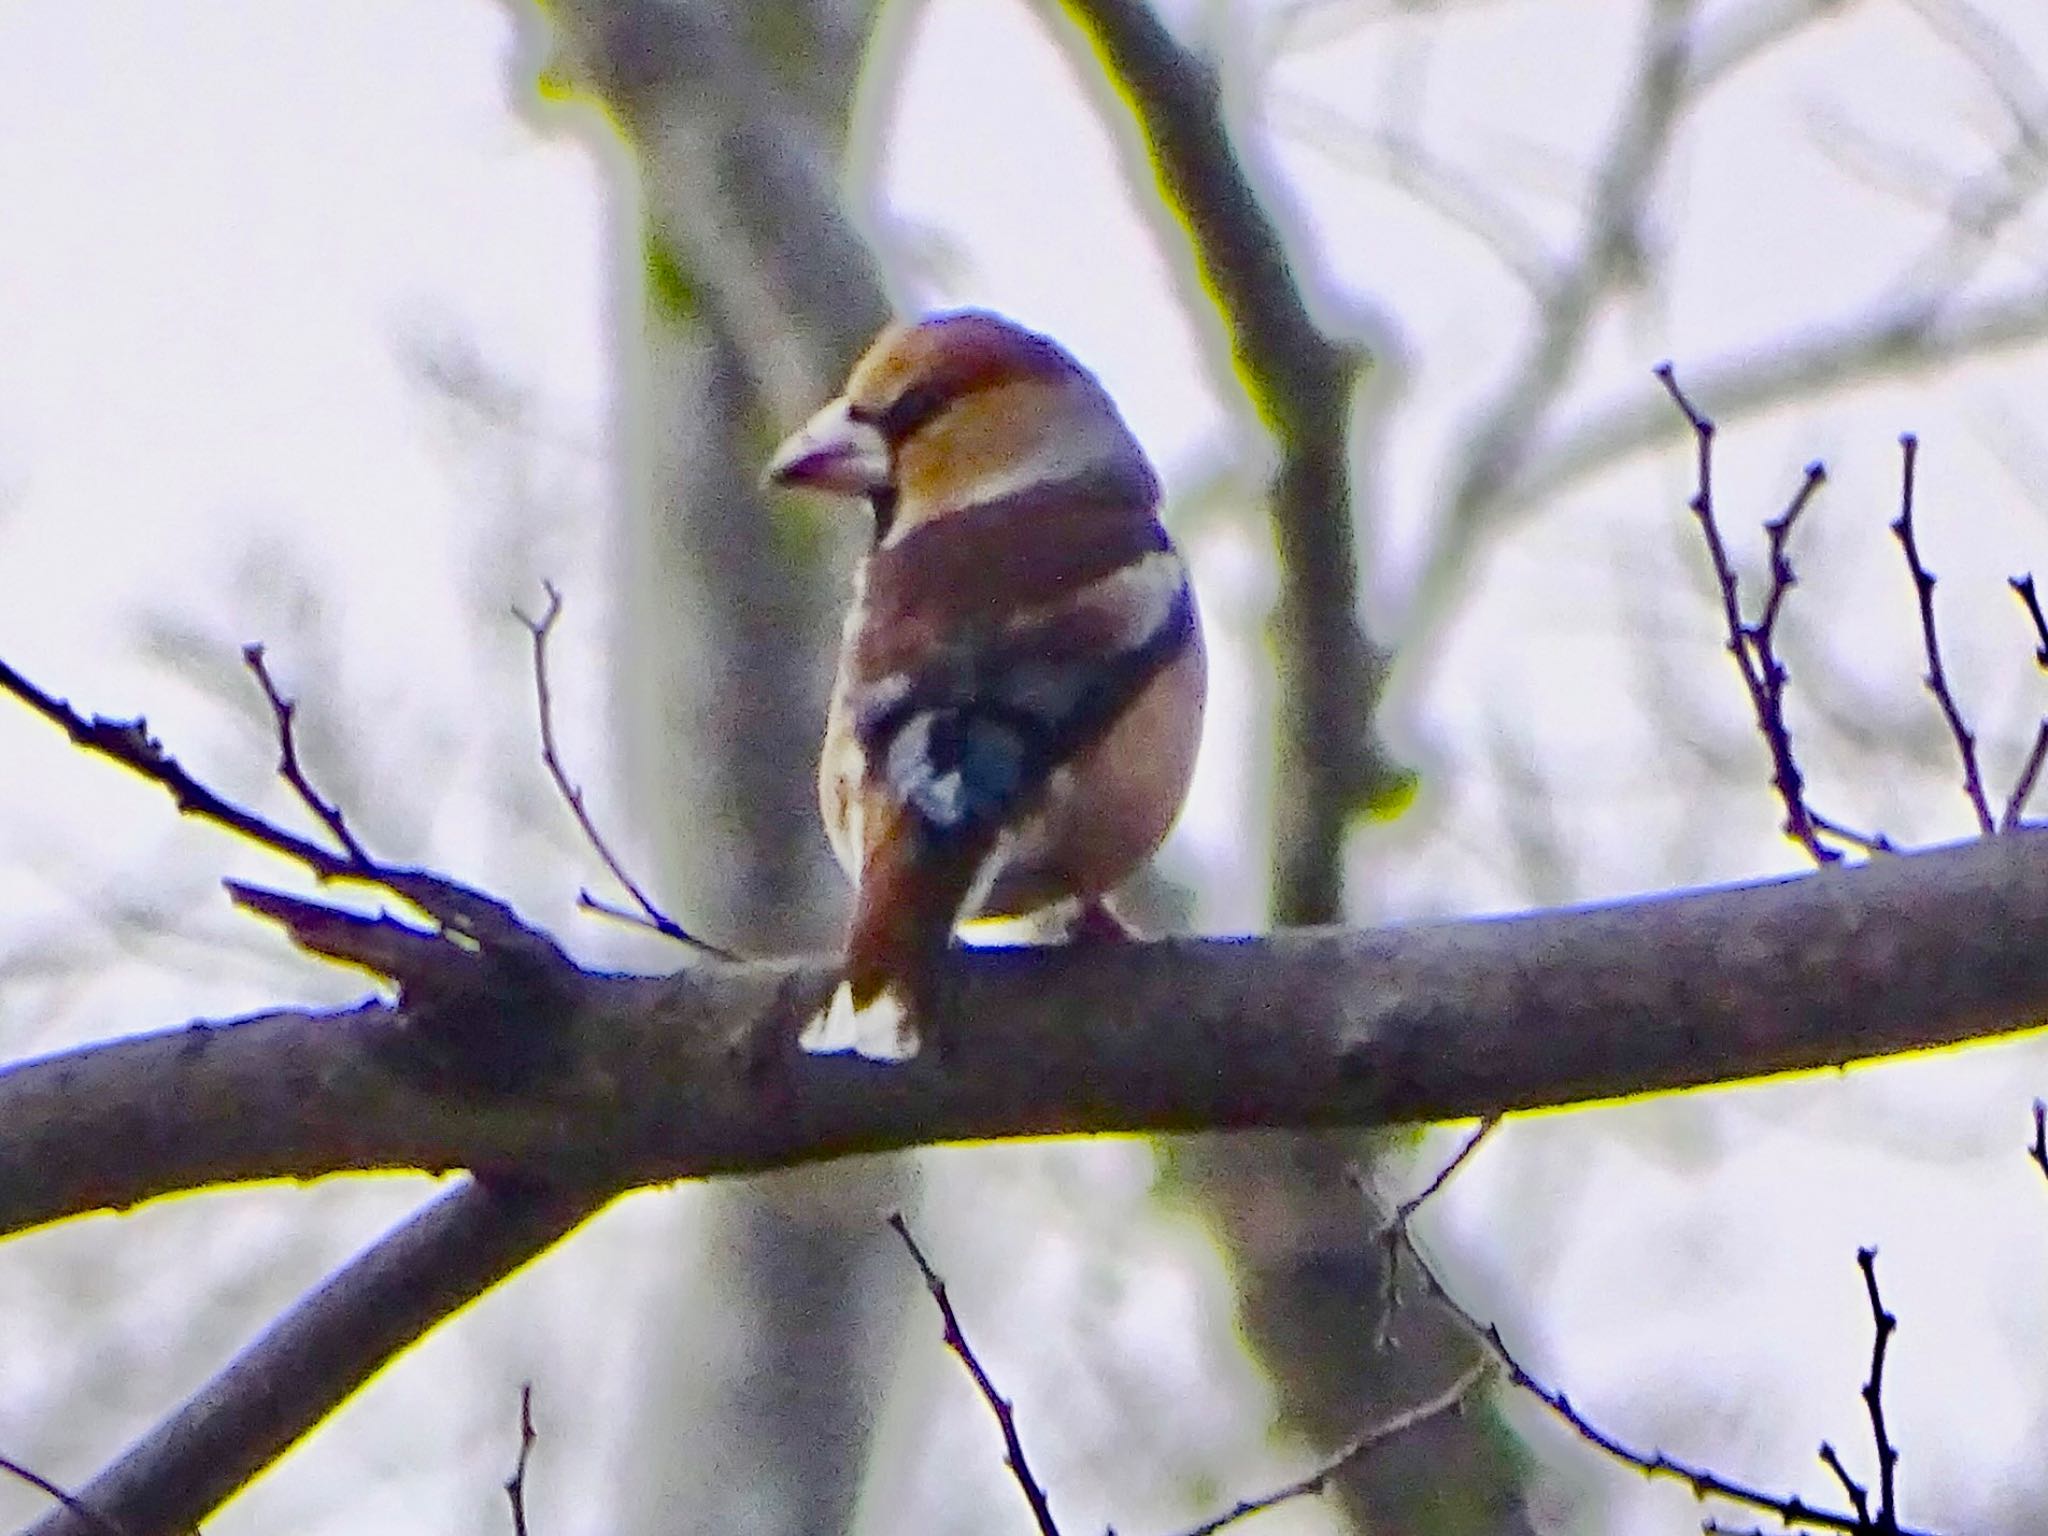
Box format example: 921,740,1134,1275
1405,281,2048,651
9,830,2048,1238
26,1178,599,1536
1429,0,1695,602
1052,0,1397,922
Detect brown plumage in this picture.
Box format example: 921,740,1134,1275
766,311,1205,1059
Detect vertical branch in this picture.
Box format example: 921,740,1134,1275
534,9,911,1536
1853,1247,1903,1531
1055,0,1396,925
1412,0,1697,629
503,1384,537,1536
1045,11,1535,1534
1658,366,1890,863
1892,435,1996,836
889,1215,1062,1536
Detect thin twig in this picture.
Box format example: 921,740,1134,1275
1387,1120,1500,1232
2008,574,2048,667
1369,1118,1501,1348
888,1220,1064,1531
1384,1220,1942,1535
2002,721,2048,830
1816,1439,1872,1526
0,655,356,881
2002,577,2048,829
575,889,702,942
1657,365,1889,864
1854,1247,1902,1531
241,643,375,866
0,1452,143,1536
1807,811,1896,857
505,1383,536,1536
0,644,592,1001
1660,364,1827,863
0,650,518,942
516,584,733,959
887,1213,1060,1536
1171,1361,1489,1536
1892,437,1996,836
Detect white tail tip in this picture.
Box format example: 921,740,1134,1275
799,981,920,1062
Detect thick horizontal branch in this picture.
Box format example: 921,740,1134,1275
8,831,2048,1236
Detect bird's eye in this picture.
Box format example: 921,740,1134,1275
876,383,948,445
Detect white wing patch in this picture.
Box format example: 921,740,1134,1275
883,713,969,828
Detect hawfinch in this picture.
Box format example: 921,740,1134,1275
765,311,1205,1061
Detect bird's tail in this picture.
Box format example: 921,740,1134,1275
801,808,991,1062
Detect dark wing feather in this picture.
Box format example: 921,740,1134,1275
851,546,1195,839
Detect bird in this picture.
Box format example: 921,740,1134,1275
764,309,1206,1061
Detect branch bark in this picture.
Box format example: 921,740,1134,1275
10,831,2048,1240
24,1178,598,1536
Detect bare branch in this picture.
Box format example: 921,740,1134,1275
0,654,357,882
1421,0,1695,625
1384,1120,1499,1235
1409,284,2048,646
1658,366,1889,863
26,1180,599,1536
2001,721,2048,830
1854,1247,1903,1530
2009,574,2048,667
0,1453,144,1536
1280,0,1855,291
1891,436,1996,836
516,584,733,959
1172,1361,1488,1536
2000,579,2048,822
889,1214,1060,1536
1053,0,1393,922
1817,1440,1873,1528
1899,0,2048,149
10,827,2048,1239
1390,1226,1943,1536
1270,94,1554,293
505,1384,537,1536
1691,0,1864,93
241,642,374,867
1372,1118,1500,1349
0,648,549,948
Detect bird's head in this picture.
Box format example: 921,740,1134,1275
765,311,1152,543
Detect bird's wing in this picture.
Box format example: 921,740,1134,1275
850,497,1195,841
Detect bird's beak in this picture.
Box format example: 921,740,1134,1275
764,398,891,496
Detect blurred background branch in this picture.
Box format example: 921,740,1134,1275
541,6,902,1536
